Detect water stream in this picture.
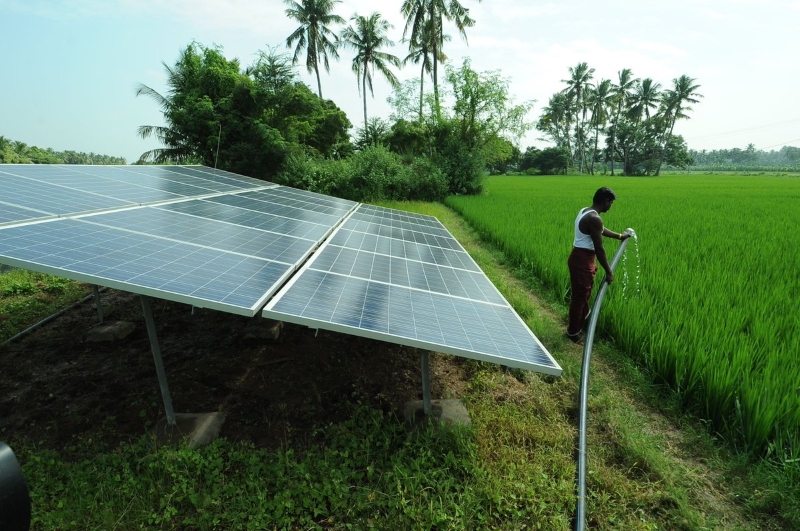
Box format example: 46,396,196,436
621,228,640,300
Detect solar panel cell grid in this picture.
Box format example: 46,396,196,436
264,203,560,375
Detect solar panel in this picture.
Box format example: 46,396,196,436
0,165,557,375
0,165,357,316
264,204,561,375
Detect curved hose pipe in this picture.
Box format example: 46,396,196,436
574,230,632,531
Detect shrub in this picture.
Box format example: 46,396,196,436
406,157,449,201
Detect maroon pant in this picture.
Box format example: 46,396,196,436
567,247,597,335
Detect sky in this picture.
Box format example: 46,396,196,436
1,0,799,164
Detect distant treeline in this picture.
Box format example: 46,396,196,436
0,136,126,165
685,144,800,172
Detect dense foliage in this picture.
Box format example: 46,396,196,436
275,144,448,201
0,136,125,164
135,43,353,179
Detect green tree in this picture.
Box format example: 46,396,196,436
340,12,402,141
534,146,571,175
401,18,448,123
586,78,613,174
628,78,661,123
609,68,637,175
445,58,534,165
656,75,702,175
561,62,595,172
536,92,572,154
284,0,345,99
136,42,352,176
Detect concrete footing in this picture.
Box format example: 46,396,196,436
85,321,135,342
151,412,226,448
403,399,472,431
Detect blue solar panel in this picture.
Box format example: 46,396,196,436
0,165,351,316
265,204,561,375
0,202,53,225
0,169,134,215
156,200,333,241
0,218,292,315
86,207,318,265
0,166,556,375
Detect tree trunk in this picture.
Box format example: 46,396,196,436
315,64,323,99
655,109,676,176
431,6,441,121
419,63,425,123
362,68,369,143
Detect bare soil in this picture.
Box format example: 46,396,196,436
0,288,468,451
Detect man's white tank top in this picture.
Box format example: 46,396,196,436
573,208,597,250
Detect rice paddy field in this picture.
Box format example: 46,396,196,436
446,174,800,481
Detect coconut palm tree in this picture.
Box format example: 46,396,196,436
628,78,662,124
655,75,702,175
340,12,402,139
587,78,614,174
401,18,449,122
562,62,595,172
401,0,482,119
608,68,638,175
284,0,346,99
135,47,199,163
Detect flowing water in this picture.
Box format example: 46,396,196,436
621,228,640,300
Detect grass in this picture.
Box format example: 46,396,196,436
0,268,94,344
2,201,798,529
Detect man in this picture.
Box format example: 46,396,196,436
567,187,630,343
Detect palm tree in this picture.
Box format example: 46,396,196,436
587,79,614,174
656,75,702,175
340,12,402,139
628,78,661,124
401,0,482,119
135,47,199,163
401,18,448,122
536,92,572,154
562,62,595,172
284,0,346,99
609,68,637,175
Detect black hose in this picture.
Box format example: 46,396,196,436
575,235,631,531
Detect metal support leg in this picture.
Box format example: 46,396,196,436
420,351,432,415
141,296,176,426
92,285,104,323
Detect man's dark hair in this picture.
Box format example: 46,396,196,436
593,187,617,204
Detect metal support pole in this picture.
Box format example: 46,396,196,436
92,285,104,323
420,351,432,415
141,295,176,426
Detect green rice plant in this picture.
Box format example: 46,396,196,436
446,174,800,470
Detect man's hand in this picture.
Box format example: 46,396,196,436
605,271,614,283
620,232,631,241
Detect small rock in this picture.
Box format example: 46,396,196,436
85,321,136,342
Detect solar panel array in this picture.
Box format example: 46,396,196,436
0,165,356,315
0,165,560,375
264,204,561,375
